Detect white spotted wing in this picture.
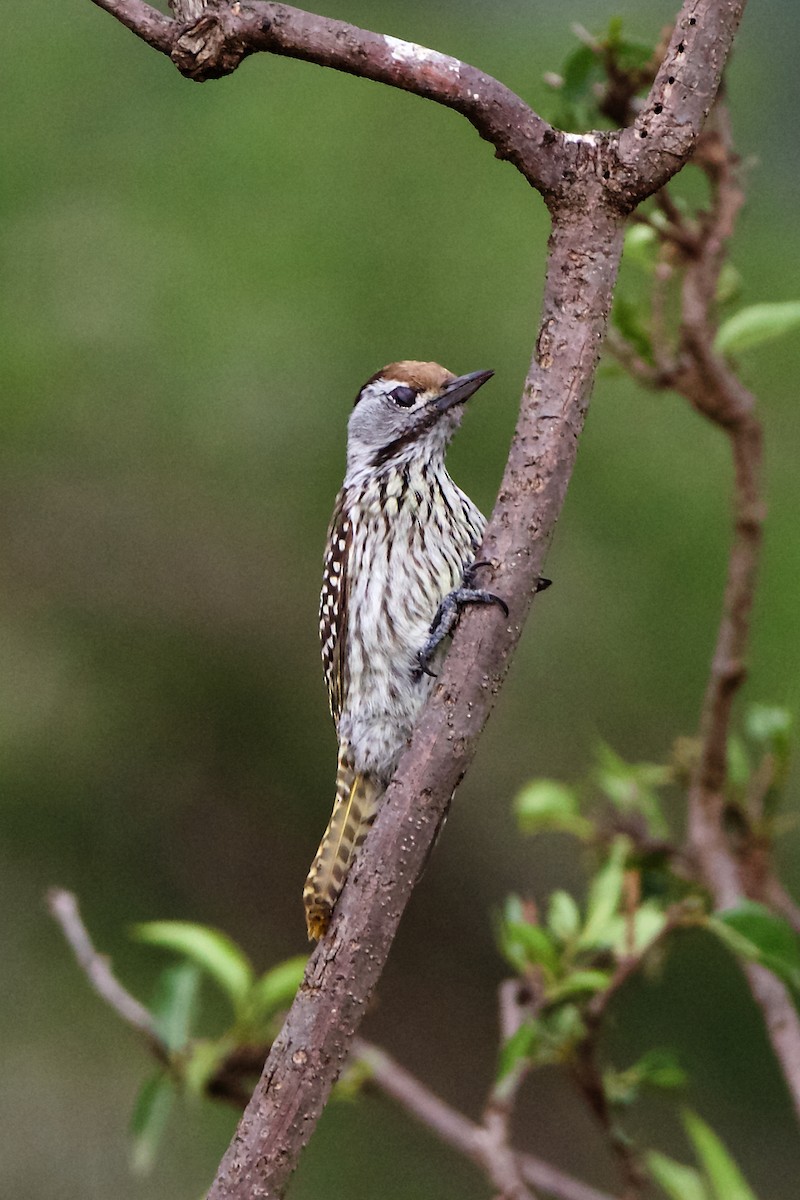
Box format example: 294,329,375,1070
319,492,351,726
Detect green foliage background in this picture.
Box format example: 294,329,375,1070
2,1,799,1196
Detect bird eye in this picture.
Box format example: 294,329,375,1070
388,385,417,408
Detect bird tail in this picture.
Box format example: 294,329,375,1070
303,747,382,941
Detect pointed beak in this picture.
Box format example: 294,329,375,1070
433,369,494,414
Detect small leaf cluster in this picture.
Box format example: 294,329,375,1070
648,1110,760,1200
545,23,800,369
543,18,657,132
502,707,795,1197
496,829,672,1087
128,922,306,1173
614,221,800,367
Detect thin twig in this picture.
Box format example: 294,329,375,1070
602,330,662,388
46,887,168,1061
478,981,543,1200
354,1039,618,1200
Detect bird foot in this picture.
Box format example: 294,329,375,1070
416,574,509,678
415,567,552,678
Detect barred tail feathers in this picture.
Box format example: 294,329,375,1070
303,750,382,941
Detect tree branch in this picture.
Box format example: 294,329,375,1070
46,887,167,1061
615,0,747,202
355,1038,618,1200
88,0,564,193
673,116,800,1118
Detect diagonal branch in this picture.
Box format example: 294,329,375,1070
207,203,628,1200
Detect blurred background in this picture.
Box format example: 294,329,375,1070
2,1,799,1196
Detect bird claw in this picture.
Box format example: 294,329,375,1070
415,577,510,677
415,650,438,679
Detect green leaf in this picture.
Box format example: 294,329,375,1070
130,1072,175,1176
744,704,793,811
547,890,582,944
592,742,670,837
745,704,792,758
611,293,655,366
514,780,591,838
578,836,629,948
726,735,751,791
333,1055,375,1102
183,1038,233,1097
606,900,668,955
715,301,800,355
715,262,742,306
623,223,658,271
682,1110,759,1200
604,19,655,72
499,896,560,976
714,901,800,993
647,1150,711,1200
539,1002,586,1056
634,1048,687,1090
706,918,762,963
496,1020,539,1083
560,43,598,101
151,962,201,1052
606,1049,685,1108
250,955,307,1023
547,969,612,1003
133,921,254,1014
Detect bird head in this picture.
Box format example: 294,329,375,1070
345,360,493,478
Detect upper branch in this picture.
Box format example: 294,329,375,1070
88,0,174,51
88,0,564,195
88,0,748,210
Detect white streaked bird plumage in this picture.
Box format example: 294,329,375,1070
304,360,500,940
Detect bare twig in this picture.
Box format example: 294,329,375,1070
603,329,662,388
666,110,800,1111
46,887,167,1061
354,1039,618,1200
478,981,544,1200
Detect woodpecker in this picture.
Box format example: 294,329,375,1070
303,360,508,941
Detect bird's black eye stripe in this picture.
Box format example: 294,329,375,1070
388,385,417,408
